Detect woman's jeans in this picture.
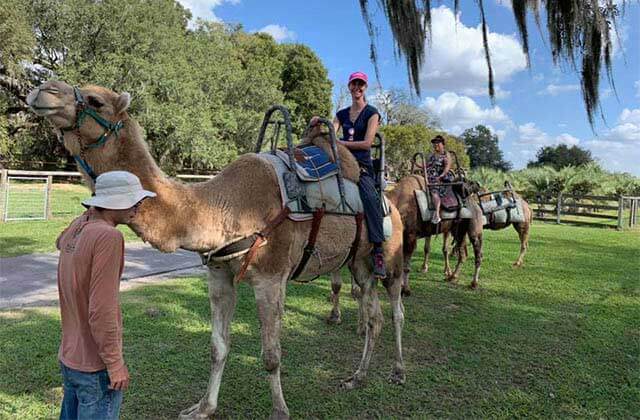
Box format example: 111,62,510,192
358,163,385,244
60,362,123,420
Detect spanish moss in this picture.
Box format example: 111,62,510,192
360,0,625,127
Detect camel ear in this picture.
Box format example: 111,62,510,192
115,92,131,114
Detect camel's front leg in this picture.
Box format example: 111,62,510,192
402,232,417,297
342,264,383,390
469,233,483,289
180,266,236,420
327,271,343,324
254,277,289,419
443,231,453,279
421,235,432,273
512,222,529,267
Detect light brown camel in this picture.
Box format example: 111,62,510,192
327,173,484,325
28,81,406,419
419,184,533,271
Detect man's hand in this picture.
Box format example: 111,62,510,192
109,364,130,391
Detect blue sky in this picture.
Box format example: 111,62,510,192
179,0,640,174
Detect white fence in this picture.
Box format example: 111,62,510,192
0,169,215,222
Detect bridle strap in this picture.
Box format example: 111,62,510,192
60,86,125,181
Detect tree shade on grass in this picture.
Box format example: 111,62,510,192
1,224,638,418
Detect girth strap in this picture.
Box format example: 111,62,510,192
342,212,365,268
291,207,326,280
234,207,291,283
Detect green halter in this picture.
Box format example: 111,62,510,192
61,87,124,180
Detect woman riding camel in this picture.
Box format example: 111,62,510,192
311,71,385,277
426,135,452,224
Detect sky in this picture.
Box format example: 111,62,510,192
177,0,640,175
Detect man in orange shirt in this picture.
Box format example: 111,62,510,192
56,171,155,420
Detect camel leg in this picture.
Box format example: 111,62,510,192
512,222,530,267
385,276,406,385
420,235,431,273
327,271,343,324
446,234,465,283
254,276,289,419
402,233,417,297
179,266,236,420
469,232,483,289
443,232,453,279
342,265,383,390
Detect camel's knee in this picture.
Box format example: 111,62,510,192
263,348,281,373
210,337,228,365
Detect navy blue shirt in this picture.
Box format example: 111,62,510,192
336,104,380,166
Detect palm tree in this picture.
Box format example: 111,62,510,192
359,0,626,126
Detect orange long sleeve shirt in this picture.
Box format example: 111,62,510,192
56,211,125,376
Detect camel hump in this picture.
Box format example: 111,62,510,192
301,130,360,184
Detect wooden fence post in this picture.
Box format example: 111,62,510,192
0,169,7,223
556,192,562,224
617,196,624,230
45,175,53,220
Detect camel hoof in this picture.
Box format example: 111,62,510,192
469,281,479,290
340,375,364,390
326,312,342,325
179,402,213,420
420,266,429,273
269,409,290,420
445,275,457,283
512,261,523,268
401,287,411,297
389,369,406,385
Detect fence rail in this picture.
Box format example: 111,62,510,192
1,169,639,229
0,169,215,222
529,192,639,229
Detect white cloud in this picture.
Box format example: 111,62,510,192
584,140,640,174
555,133,581,146
537,84,580,96
516,123,581,147
177,0,238,23
420,6,527,97
599,108,640,143
255,24,296,42
423,91,511,134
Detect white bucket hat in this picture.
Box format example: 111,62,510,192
82,171,156,210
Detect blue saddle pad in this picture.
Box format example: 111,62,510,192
292,145,339,181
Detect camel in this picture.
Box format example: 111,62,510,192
327,173,484,325
28,81,406,419
420,183,533,272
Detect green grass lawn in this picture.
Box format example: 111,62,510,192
1,224,639,419
0,183,138,257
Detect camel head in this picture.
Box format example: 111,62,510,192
27,80,131,156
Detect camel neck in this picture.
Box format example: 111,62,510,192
72,122,229,253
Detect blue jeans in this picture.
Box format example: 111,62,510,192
60,362,123,420
358,163,385,244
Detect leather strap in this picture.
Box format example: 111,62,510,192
291,207,326,280
343,212,364,268
234,207,291,283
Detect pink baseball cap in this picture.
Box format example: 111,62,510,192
348,71,368,84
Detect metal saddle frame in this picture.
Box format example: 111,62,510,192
410,150,470,211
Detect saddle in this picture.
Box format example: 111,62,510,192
215,106,392,283
476,183,526,225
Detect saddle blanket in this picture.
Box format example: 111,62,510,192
290,145,339,181
414,189,477,222
259,151,392,240
480,193,526,224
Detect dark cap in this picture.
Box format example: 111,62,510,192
431,135,445,144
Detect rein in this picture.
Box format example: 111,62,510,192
60,86,124,181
